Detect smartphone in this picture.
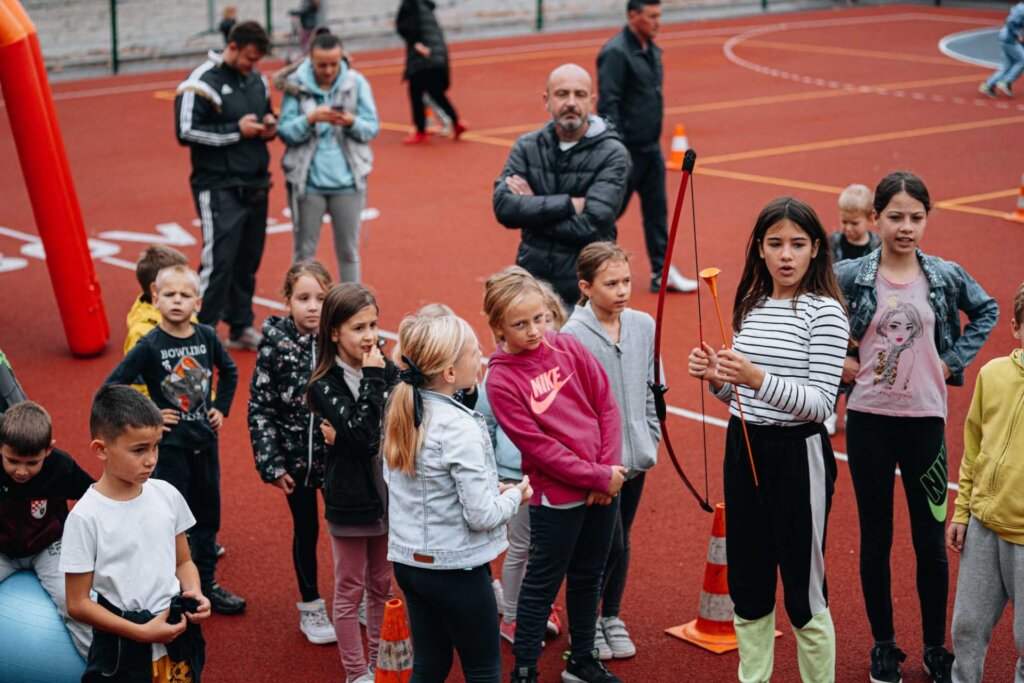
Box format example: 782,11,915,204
331,104,346,112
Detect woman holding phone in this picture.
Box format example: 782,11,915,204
279,32,379,283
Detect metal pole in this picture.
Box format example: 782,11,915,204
535,0,543,31
110,0,119,74
207,0,215,33
265,0,272,39
761,0,768,10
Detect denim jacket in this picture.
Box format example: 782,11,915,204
834,248,998,387
384,391,522,570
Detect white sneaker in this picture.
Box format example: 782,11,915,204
600,616,636,659
593,619,613,661
492,579,505,616
666,265,699,293
824,412,838,436
297,599,337,645
348,673,375,683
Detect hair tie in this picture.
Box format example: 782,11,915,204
399,355,425,427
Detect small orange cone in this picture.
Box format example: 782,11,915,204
376,598,413,682
665,503,780,653
665,123,690,171
1007,174,1024,223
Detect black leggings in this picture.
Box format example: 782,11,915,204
601,472,646,617
408,67,458,133
286,485,322,603
845,410,949,647
394,563,502,683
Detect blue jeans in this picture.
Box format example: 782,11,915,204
986,39,1024,87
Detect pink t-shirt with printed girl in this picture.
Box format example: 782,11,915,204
848,274,948,419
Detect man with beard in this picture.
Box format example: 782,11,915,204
597,0,698,293
493,63,630,308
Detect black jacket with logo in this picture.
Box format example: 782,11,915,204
597,26,664,150
174,51,273,191
396,0,449,78
0,449,93,558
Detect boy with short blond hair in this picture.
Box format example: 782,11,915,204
0,400,94,656
62,385,210,682
105,265,244,614
948,281,1024,682
829,183,881,263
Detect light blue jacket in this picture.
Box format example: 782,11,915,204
999,3,1024,43
278,59,379,194
476,376,522,481
384,391,521,570
834,248,998,387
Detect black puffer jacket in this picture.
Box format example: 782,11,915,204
247,315,328,487
596,26,664,150
396,0,449,79
308,361,399,526
493,116,630,304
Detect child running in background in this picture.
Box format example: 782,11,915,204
384,314,531,682
835,172,998,683
978,1,1024,97
62,386,211,682
248,261,334,644
124,245,191,397
688,197,849,683
825,183,880,435
948,281,1024,682
0,401,94,657
478,283,567,644
484,265,627,683
562,242,658,661
105,265,244,615
307,283,397,683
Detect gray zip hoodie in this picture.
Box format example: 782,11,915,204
562,303,659,475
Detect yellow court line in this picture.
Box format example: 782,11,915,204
938,204,1014,219
934,188,1019,206
154,90,176,100
699,115,1024,165
742,38,978,68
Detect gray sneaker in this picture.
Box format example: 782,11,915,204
996,81,1014,98
593,619,613,661
600,617,636,659
227,326,262,351
978,82,996,98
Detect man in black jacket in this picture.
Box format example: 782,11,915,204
597,0,697,294
174,21,276,351
493,64,630,308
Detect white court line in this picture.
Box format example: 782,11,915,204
938,27,1001,68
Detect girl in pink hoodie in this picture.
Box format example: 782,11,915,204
484,266,627,683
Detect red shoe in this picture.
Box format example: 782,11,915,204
546,605,563,637
499,619,516,645
403,131,429,145
452,120,468,140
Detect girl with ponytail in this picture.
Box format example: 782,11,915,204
383,314,531,682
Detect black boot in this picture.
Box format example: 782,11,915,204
205,583,246,615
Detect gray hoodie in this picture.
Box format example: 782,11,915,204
562,303,659,476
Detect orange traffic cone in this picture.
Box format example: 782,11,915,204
376,598,413,682
665,123,690,171
1007,174,1024,223
665,503,780,653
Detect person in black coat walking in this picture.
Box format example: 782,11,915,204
395,0,466,144
493,64,630,308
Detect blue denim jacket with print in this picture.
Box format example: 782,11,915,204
834,248,998,387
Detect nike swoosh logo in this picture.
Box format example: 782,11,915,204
530,371,575,415
927,497,947,523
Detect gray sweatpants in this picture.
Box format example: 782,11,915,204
292,189,365,283
951,516,1024,683
0,540,92,658
501,498,531,623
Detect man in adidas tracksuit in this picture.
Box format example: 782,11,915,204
174,21,276,351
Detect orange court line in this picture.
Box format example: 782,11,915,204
934,188,1020,206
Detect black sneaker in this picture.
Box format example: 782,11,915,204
205,583,247,615
870,643,906,683
923,647,954,683
561,650,623,683
510,666,538,683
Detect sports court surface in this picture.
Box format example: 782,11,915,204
1,3,1021,681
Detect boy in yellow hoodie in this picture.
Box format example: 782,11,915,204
124,246,190,396
948,281,1023,682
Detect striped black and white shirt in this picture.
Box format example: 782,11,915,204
713,295,849,425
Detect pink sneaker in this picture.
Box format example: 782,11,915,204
500,619,516,644
546,606,563,637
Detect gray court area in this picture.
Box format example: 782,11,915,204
939,27,1002,68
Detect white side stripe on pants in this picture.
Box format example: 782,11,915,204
197,189,214,296
806,432,828,617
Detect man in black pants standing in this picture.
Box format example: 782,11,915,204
174,21,276,351
396,0,466,144
597,0,697,293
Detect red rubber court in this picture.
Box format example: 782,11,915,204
1,3,1021,681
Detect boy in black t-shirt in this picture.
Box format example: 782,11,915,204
105,265,245,614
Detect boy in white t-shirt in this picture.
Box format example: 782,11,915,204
61,385,211,682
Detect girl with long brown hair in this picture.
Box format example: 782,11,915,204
307,283,398,683
687,197,849,682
